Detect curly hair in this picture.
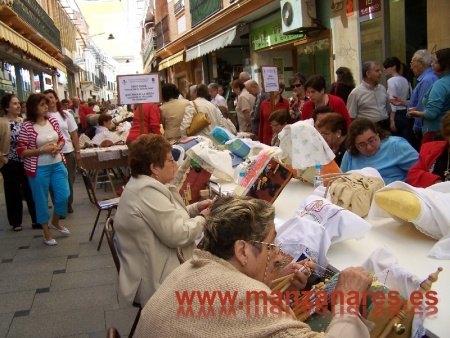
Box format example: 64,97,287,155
345,117,390,156
288,73,306,87
335,67,355,87
202,196,275,260
26,93,49,123
129,134,172,178
162,83,180,102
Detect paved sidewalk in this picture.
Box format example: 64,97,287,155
0,172,137,338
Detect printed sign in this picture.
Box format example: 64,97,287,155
117,73,161,104
261,66,279,92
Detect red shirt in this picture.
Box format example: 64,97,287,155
406,140,448,188
126,103,162,143
79,105,95,128
258,98,290,145
301,94,351,127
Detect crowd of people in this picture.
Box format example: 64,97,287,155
1,47,449,336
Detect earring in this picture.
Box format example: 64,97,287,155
242,260,247,267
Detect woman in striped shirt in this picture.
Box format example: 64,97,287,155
17,93,70,246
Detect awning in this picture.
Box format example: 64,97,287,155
186,26,237,62
0,21,66,73
159,50,184,71
0,21,28,51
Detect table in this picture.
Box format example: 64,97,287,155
79,145,129,195
210,177,449,338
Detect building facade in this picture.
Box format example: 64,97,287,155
142,0,448,98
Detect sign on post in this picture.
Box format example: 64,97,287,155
261,66,279,93
117,73,161,104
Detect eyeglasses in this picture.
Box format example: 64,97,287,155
292,83,302,88
356,135,378,150
251,240,283,254
270,123,281,129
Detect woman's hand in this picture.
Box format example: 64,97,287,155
279,259,316,291
408,107,424,118
197,199,213,212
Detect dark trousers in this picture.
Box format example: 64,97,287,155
0,160,37,226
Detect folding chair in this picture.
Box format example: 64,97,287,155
103,217,120,273
79,167,120,249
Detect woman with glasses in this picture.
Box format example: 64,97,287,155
136,196,373,337
114,134,212,307
341,117,418,184
268,109,290,146
287,73,308,120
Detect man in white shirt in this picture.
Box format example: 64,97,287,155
208,83,227,109
347,61,392,130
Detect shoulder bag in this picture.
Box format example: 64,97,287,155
186,101,211,136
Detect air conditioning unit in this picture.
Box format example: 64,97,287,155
280,0,317,35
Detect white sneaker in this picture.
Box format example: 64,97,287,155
44,238,57,246
50,224,71,236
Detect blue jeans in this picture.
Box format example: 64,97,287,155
28,162,69,224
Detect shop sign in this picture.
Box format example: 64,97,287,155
251,19,303,51
358,0,381,17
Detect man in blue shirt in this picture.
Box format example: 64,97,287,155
390,50,438,150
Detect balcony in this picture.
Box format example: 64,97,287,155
174,0,184,15
154,16,170,50
142,31,156,66
0,0,62,57
190,0,221,27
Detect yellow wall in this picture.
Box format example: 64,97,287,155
427,0,450,51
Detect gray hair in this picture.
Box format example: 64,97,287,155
413,49,433,67
189,85,197,96
245,79,259,89
362,61,379,79
239,71,251,81
202,196,275,260
207,83,219,91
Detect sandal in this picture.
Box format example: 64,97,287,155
13,225,22,231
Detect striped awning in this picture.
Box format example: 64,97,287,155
185,26,237,62
0,21,66,73
159,50,184,71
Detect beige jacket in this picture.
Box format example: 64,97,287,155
0,117,11,168
160,98,189,141
114,175,205,307
136,250,369,338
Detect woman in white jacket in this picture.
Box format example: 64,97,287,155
114,134,212,307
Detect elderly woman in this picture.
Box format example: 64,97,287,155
287,73,308,120
407,110,450,187
17,94,70,246
114,134,212,307
0,94,38,231
136,196,373,337
268,109,290,147
341,117,418,184
315,113,348,166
